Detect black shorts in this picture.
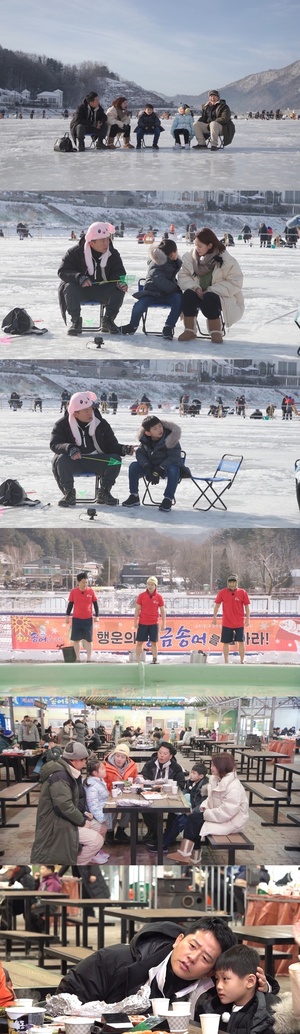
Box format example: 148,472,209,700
71,617,93,642
136,622,159,643
221,626,244,644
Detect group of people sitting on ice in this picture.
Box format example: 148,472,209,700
69,89,235,151
58,221,244,343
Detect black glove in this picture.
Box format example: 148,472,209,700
150,471,160,485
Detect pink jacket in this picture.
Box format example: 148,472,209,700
38,873,62,892
200,770,249,837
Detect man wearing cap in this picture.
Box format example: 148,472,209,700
50,390,134,507
212,577,250,663
31,741,108,865
66,571,99,661
193,91,233,150
58,222,128,336
140,742,185,850
70,91,108,151
134,577,166,663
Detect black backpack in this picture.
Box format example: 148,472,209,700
2,307,48,336
54,133,75,152
0,478,40,507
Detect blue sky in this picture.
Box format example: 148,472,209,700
3,0,300,95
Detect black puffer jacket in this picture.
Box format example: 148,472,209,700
50,407,127,458
135,419,182,472
197,990,279,1033
135,246,182,298
135,112,162,133
70,100,107,136
141,752,185,789
199,99,235,145
58,238,125,286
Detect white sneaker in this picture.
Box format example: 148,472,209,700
185,143,190,149
173,143,181,149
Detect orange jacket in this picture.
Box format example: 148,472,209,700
0,962,14,1006
104,753,138,792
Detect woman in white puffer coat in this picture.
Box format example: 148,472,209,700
167,752,248,864
177,226,244,342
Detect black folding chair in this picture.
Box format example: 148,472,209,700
141,450,187,506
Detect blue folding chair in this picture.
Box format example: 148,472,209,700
141,450,187,506
138,280,212,339
80,300,104,332
190,453,243,511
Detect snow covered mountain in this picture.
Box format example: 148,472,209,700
169,59,300,113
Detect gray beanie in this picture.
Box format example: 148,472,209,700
62,740,88,761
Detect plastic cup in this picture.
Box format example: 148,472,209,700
171,783,178,794
151,999,170,1016
172,1004,191,1015
200,1015,221,1034
111,789,119,798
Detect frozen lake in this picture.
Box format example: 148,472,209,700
0,119,300,190
0,403,298,530
0,236,299,360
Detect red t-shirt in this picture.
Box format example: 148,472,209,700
214,587,250,628
68,587,98,619
136,589,165,625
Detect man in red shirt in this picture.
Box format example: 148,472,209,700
66,571,99,661
212,576,250,664
134,576,166,663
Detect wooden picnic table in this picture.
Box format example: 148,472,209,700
272,759,300,804
47,897,149,950
0,750,43,786
104,786,190,863
103,906,230,943
5,959,59,993
233,748,290,781
234,924,295,976
0,889,69,930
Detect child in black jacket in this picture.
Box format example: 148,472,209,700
163,762,209,850
197,944,279,1033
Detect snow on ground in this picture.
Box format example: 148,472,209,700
0,119,300,189
0,403,298,530
0,236,299,360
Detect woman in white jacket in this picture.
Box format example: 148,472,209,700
106,96,134,149
167,752,249,863
177,227,244,342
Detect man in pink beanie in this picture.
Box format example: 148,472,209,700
50,390,134,507
58,222,128,335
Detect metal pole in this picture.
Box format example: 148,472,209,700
8,696,15,733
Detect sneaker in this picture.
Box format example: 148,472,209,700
96,142,107,150
115,828,130,844
159,497,172,511
185,143,190,149
192,144,206,149
67,317,82,336
152,144,159,150
96,486,119,506
173,143,181,149
78,143,85,152
58,489,76,507
210,145,218,151
146,841,158,853
105,831,115,845
100,317,121,334
136,144,142,150
122,494,140,507
162,326,174,340
92,851,110,863
152,657,157,664
120,323,138,335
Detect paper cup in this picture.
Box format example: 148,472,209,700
172,1004,191,1016
64,1020,93,1034
171,783,178,794
14,1002,34,1010
200,1015,221,1034
151,999,170,1016
166,1013,190,1032
289,963,300,1018
111,789,120,798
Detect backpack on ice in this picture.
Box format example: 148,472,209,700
2,307,48,336
0,478,40,507
54,133,75,152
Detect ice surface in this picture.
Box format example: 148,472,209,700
0,119,300,190
0,236,299,360
0,403,298,530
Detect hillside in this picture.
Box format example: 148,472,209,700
170,59,300,112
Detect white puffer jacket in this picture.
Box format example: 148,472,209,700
200,770,249,837
106,105,130,129
177,248,244,328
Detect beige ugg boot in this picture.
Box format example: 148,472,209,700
207,318,223,343
107,138,116,149
191,847,202,863
167,838,194,862
123,141,134,149
178,317,197,341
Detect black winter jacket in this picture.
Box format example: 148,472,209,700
31,758,86,865
70,100,107,134
135,420,182,473
199,99,235,145
50,407,126,458
141,753,185,789
58,238,126,286
136,247,182,298
186,775,209,809
135,112,162,133
197,990,279,1033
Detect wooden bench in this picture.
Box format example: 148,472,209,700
0,782,39,827
46,944,91,975
205,832,254,864
0,930,53,966
66,916,100,947
243,780,289,826
6,960,60,996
